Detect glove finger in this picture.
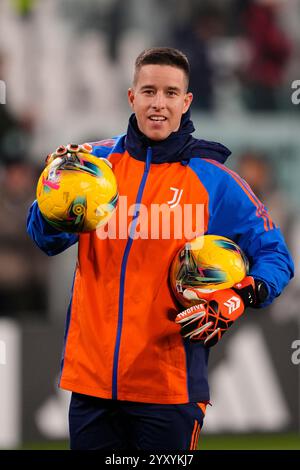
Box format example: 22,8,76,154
55,145,68,156
204,328,221,347
180,315,206,338
178,316,206,337
80,143,93,153
46,145,66,165
66,143,80,153
188,321,214,340
45,153,54,165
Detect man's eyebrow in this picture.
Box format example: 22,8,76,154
166,86,181,92
140,85,156,90
139,85,182,92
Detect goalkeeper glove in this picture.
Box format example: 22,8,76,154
45,143,92,165
175,276,268,347
45,143,112,168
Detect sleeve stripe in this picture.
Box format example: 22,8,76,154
234,172,274,231
203,159,274,232
88,138,116,148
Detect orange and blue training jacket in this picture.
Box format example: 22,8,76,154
27,112,294,404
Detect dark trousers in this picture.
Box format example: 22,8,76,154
69,392,205,450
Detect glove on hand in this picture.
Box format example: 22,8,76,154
45,143,112,168
175,276,257,347
45,143,92,165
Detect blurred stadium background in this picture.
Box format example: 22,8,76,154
0,0,300,450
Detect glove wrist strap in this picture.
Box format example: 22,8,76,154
232,277,268,308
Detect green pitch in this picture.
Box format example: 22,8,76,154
199,433,300,450
19,433,300,450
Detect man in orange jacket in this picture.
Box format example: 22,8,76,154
27,47,293,450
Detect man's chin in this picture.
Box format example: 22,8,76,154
144,131,172,141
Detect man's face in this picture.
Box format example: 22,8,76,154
128,64,193,141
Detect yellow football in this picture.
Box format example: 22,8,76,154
36,152,118,232
170,235,249,307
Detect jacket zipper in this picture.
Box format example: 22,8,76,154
112,147,152,400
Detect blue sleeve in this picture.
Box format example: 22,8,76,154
27,201,78,256
189,159,294,307
89,134,125,158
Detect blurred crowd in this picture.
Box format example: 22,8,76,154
0,0,299,318
1,0,299,148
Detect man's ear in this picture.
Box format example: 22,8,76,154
128,88,135,109
183,92,193,113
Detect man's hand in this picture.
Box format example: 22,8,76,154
45,143,93,166
175,276,256,347
45,143,112,169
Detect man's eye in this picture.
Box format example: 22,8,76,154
168,91,177,96
143,90,154,95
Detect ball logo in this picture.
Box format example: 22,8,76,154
224,296,241,315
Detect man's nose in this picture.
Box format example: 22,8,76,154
151,92,166,109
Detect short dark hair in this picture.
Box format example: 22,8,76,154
134,47,190,88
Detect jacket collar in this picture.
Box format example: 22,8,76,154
124,110,231,164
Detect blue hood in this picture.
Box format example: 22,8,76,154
125,110,231,164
